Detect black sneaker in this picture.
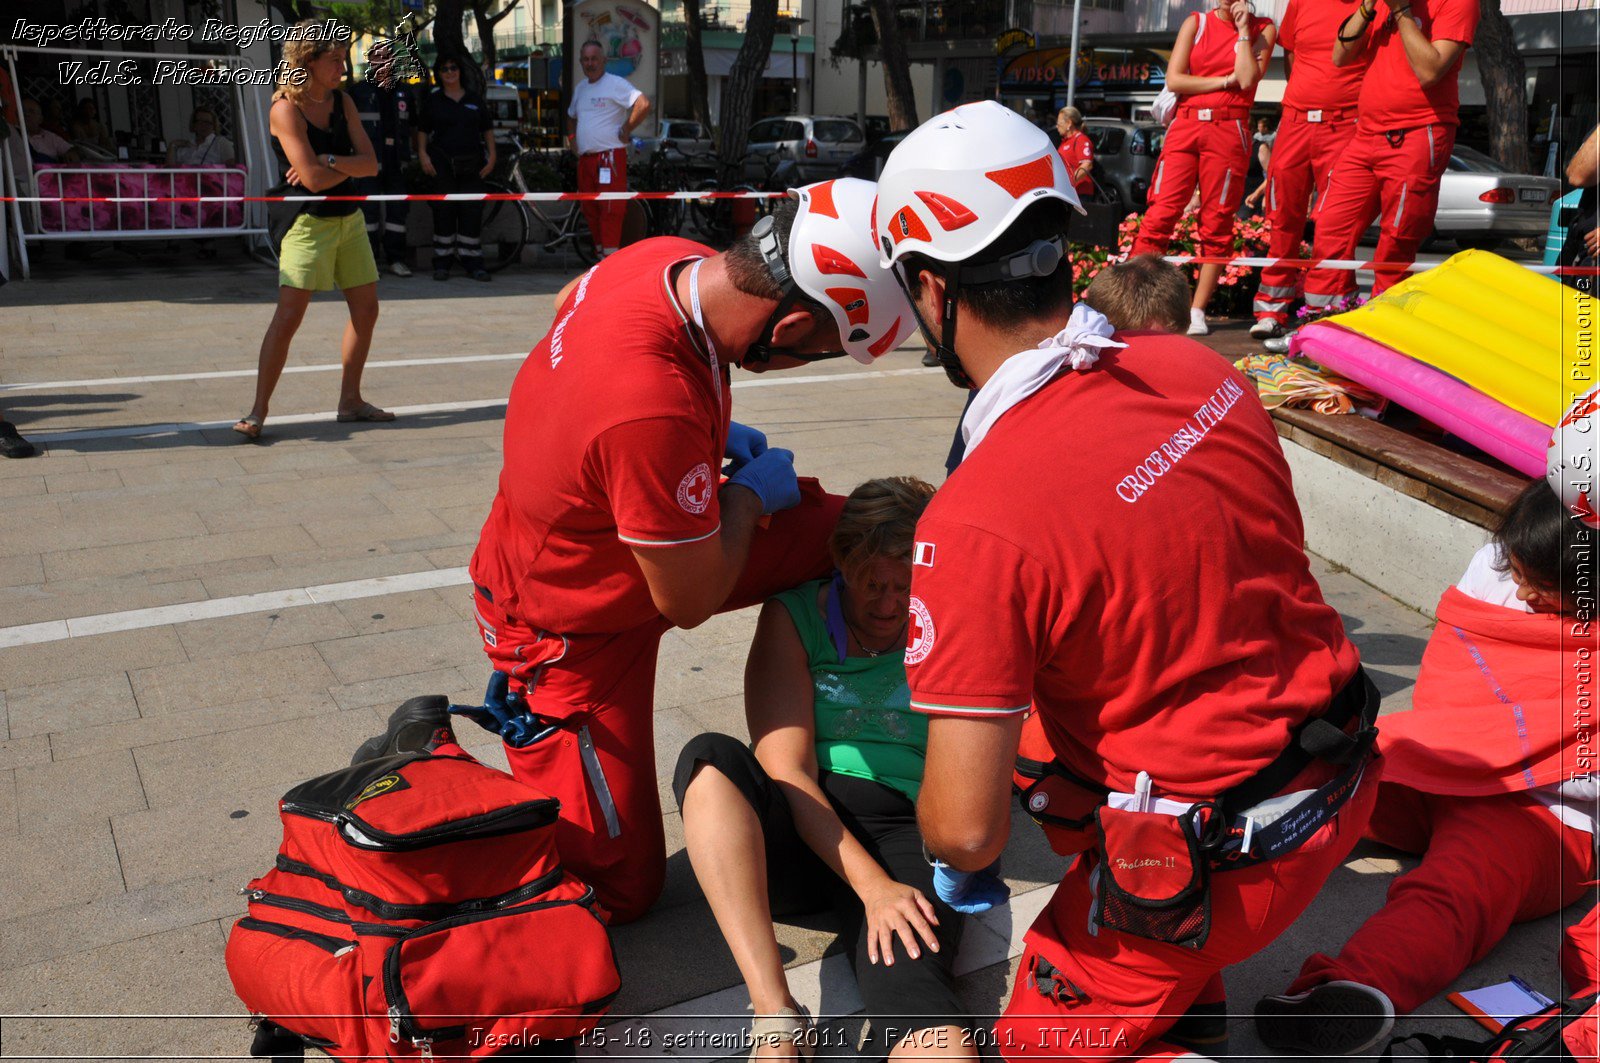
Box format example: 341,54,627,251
1255,981,1395,1056
351,695,456,765
0,421,37,459
1167,1000,1229,1056
470,269,492,282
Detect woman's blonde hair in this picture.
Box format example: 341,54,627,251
273,23,344,103
829,476,937,583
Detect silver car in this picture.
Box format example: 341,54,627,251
630,119,716,172
1081,118,1166,212
1430,144,1562,251
745,115,866,183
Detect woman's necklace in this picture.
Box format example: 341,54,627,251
307,91,329,104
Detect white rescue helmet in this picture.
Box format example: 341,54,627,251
1548,388,1600,528
774,177,917,364
875,100,1084,270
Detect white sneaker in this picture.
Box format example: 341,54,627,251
1250,317,1283,339
1187,307,1210,336
390,261,413,277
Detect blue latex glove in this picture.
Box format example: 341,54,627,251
931,859,1010,915
726,446,800,514
723,421,769,475
449,672,560,749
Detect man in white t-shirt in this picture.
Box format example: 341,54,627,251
567,40,650,257
167,108,237,167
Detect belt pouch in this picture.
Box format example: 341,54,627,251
1090,803,1212,948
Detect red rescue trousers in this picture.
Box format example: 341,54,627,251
1302,124,1455,310
1252,109,1359,325
1290,781,1595,1013
996,758,1381,1062
1129,109,1251,262
577,147,627,254
472,481,843,925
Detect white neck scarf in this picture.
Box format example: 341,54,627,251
959,302,1126,457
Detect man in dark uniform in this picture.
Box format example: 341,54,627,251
350,41,415,277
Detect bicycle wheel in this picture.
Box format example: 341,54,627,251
646,163,687,237
542,203,597,266
480,180,530,272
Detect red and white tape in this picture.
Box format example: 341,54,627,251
1159,253,1592,277
0,190,782,204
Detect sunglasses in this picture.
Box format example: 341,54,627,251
440,64,460,72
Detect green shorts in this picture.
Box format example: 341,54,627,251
278,211,378,291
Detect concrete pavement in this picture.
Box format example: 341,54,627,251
0,246,1584,1060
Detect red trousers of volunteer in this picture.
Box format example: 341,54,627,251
1302,124,1456,309
577,147,627,253
1290,781,1594,1013
996,759,1381,1062
1252,110,1358,325
472,482,844,925
1129,111,1251,261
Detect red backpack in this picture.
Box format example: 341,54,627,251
1383,997,1596,1062
225,736,619,1061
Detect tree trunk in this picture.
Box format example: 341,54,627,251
869,0,918,130
683,0,714,134
716,0,778,183
432,0,483,94
1476,0,1528,172
473,0,522,81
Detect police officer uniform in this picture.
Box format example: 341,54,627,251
348,78,415,270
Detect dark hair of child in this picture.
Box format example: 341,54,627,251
1493,478,1596,618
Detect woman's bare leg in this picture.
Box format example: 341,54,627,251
680,763,801,1059
242,285,314,426
336,281,381,415
1192,262,1224,312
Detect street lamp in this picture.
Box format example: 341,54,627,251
786,15,807,114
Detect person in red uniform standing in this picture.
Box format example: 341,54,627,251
462,180,915,925
1129,0,1275,337
1255,393,1600,1055
875,102,1381,1062
1300,0,1479,310
1248,0,1372,338
1055,107,1096,200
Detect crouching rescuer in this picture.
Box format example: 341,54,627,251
873,101,1384,1061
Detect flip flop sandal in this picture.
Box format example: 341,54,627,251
336,402,396,423
232,415,262,442
748,1007,815,1062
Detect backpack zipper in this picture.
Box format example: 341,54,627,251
236,916,354,955
381,890,608,1045
280,796,558,851
245,887,410,936
273,855,567,921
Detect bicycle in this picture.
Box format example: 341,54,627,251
688,148,790,246
481,135,595,271
632,145,694,238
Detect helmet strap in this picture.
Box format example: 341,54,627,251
896,262,974,390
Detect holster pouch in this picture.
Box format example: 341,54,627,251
1090,803,1213,949
1013,714,1105,856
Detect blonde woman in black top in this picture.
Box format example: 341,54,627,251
234,25,392,441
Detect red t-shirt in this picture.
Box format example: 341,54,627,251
470,237,730,635
1279,0,1369,111
1357,0,1478,131
1180,9,1275,111
905,332,1360,799
1057,131,1095,196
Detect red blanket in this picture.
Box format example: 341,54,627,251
1381,585,1597,796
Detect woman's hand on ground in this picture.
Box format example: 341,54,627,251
859,879,940,966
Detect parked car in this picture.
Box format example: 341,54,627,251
745,115,866,183
837,129,911,180
1428,144,1562,251
629,118,716,171
1081,118,1165,212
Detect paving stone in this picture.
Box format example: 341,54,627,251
199,550,426,600
0,734,52,771
0,922,243,1060
328,665,481,711
16,749,147,833
43,523,318,582
0,819,125,921
0,574,210,626
0,626,188,690
174,602,358,660
313,620,482,684
6,672,141,739
110,782,289,892
132,707,377,809
0,550,45,590
130,644,338,717
111,454,247,487
43,469,126,494
0,769,16,836
199,489,393,535
0,474,46,498
4,508,201,559
50,693,337,762
330,587,465,637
